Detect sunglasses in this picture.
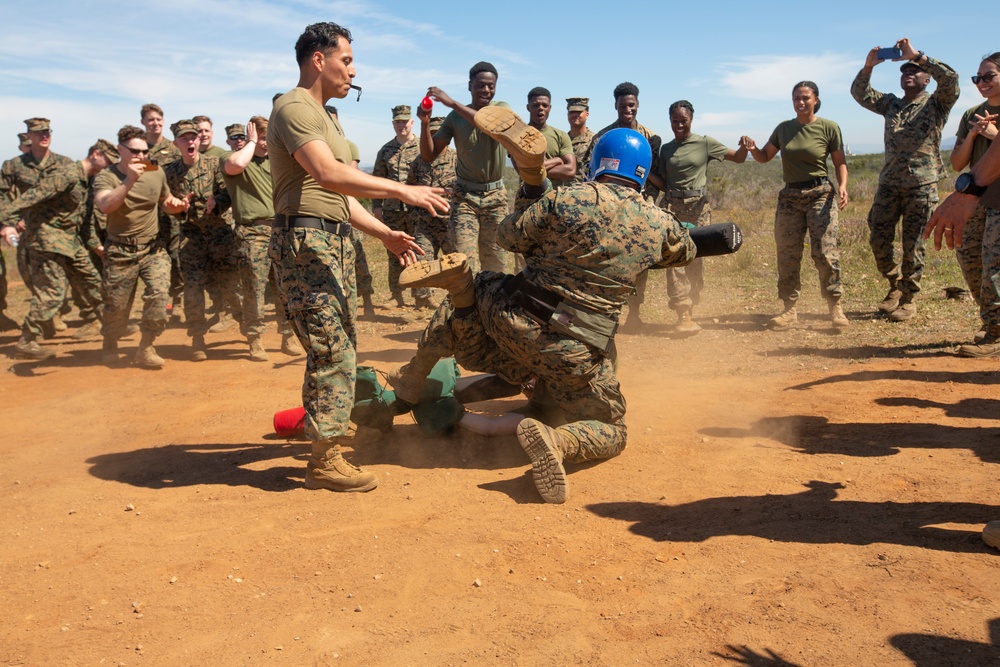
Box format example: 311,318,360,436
123,145,150,155
228,135,247,141
972,72,1000,84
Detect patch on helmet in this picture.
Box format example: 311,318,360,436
634,165,646,179
598,157,620,172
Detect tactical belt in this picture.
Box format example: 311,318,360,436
274,214,351,237
668,188,706,199
107,237,156,249
456,177,504,192
501,269,618,355
238,218,275,227
786,177,827,190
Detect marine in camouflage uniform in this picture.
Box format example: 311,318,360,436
372,105,429,306
163,120,237,355
142,105,184,308
0,119,106,357
406,116,456,261
566,98,593,185
0,133,33,330
391,132,695,503
851,44,960,319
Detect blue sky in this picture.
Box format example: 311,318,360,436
0,1,996,168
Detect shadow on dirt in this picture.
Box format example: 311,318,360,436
588,481,999,554
889,617,1000,666
787,368,1000,390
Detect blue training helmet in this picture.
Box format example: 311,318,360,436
588,128,651,188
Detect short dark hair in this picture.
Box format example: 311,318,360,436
325,105,338,117
140,103,163,120
272,92,283,105
469,61,498,81
613,82,639,100
527,86,551,102
669,100,694,117
295,22,353,66
192,115,212,126
117,125,147,145
792,81,821,112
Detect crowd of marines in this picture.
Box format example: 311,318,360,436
2,25,998,508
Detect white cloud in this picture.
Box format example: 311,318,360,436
714,53,859,102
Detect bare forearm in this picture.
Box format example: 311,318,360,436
223,143,256,175
971,137,1000,187
96,185,130,215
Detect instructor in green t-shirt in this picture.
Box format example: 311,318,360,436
741,80,850,332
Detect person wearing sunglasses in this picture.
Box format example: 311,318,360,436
851,38,959,323
945,52,1000,357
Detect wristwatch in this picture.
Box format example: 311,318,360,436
956,172,987,197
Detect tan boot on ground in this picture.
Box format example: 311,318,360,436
829,302,849,328
399,253,475,308
191,335,207,362
958,327,1000,358
52,314,68,332
878,285,902,313
983,521,1000,549
675,306,701,335
102,339,121,365
473,106,547,185
208,310,236,333
388,359,436,404
248,336,269,362
281,332,303,356
71,319,102,340
768,304,797,331
414,295,435,310
889,296,916,322
361,294,375,319
15,335,55,360
134,334,165,369
516,418,581,504
304,445,378,492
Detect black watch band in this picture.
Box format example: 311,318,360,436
956,172,987,197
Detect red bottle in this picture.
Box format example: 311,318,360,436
420,96,433,111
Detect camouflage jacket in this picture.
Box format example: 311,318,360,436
851,57,960,187
569,128,594,183
499,181,695,317
0,156,86,258
582,121,662,201
164,155,231,228
406,147,457,219
372,136,420,211
148,137,180,167
81,175,107,251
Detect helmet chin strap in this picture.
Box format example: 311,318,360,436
595,174,641,190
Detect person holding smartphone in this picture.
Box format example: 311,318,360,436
945,52,1000,357
851,38,960,322
740,81,850,331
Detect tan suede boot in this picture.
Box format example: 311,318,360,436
399,253,475,308
191,335,207,362
134,333,165,368
768,303,797,331
516,418,581,504
388,356,439,404
304,444,378,492
675,306,701,335
281,332,303,356
829,302,849,328
473,106,547,185
248,336,269,362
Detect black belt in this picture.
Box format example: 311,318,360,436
108,237,156,250
456,177,504,192
787,177,827,190
668,188,706,199
274,214,351,237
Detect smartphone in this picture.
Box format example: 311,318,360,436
876,46,902,61
140,158,159,171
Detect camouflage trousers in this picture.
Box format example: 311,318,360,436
867,182,936,296
0,245,8,312
774,182,843,305
956,206,1000,329
352,229,374,298
167,214,183,299
101,241,170,339
179,223,240,337
413,210,456,261
382,209,428,299
234,222,288,338
410,271,627,462
22,247,102,338
269,228,357,444
450,185,509,274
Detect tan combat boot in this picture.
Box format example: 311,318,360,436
473,106,547,185
248,336,269,362
134,334,165,368
304,444,378,492
361,294,375,319
102,338,121,365
958,326,1000,358
768,303,797,331
388,357,439,404
889,295,916,322
208,310,236,333
52,314,68,333
15,334,55,360
399,253,475,308
829,302,849,328
191,335,207,362
71,319,102,340
675,305,701,335
414,295,435,310
516,418,581,504
983,521,1000,549
878,282,902,313
281,332,303,356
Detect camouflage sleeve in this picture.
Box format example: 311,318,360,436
406,158,428,187
0,160,15,203
0,165,79,226
212,160,231,214
371,146,388,208
651,207,697,269
850,68,889,115
926,57,961,115
497,186,555,254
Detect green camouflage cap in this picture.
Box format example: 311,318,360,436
566,97,589,111
94,138,119,162
225,123,246,138
17,132,31,147
392,105,412,121
24,117,51,132
899,60,928,73
429,116,446,132
170,119,199,138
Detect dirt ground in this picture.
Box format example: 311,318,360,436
1,279,999,666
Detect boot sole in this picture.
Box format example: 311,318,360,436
517,419,567,504
473,107,546,167
399,253,469,290
304,474,379,492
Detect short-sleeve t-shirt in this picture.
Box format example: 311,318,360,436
269,87,354,222
434,101,511,184
539,124,574,188
656,134,730,191
222,155,274,224
767,117,844,184
346,139,361,165
93,164,169,243
957,102,1000,208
